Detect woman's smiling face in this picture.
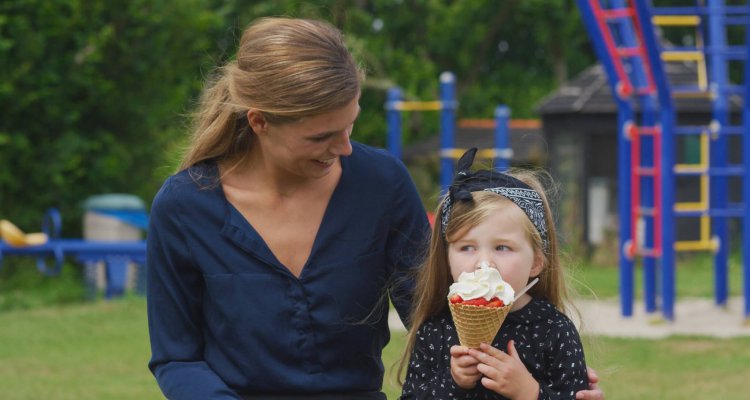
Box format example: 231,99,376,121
256,94,360,179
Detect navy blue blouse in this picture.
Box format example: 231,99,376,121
147,142,430,399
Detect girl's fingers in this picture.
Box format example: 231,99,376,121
454,355,479,368
450,345,470,357
480,342,509,359
468,343,509,369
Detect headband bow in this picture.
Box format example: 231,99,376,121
440,148,549,250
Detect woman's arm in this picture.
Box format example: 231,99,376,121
146,181,241,400
384,158,430,329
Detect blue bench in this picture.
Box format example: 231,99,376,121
0,209,147,298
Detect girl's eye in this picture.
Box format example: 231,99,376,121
460,245,475,252
496,245,511,251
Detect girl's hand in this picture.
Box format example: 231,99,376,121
449,345,482,389
468,340,539,400
575,367,605,399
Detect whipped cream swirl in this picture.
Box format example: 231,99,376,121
448,264,515,304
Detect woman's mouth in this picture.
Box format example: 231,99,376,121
314,158,335,167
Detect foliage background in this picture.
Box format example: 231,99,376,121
0,0,593,235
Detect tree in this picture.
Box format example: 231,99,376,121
0,0,222,232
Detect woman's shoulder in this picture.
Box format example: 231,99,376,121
151,162,220,211
348,142,410,181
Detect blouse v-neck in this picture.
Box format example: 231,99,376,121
220,157,349,280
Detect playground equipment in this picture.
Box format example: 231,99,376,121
0,207,147,298
576,0,749,320
385,72,514,192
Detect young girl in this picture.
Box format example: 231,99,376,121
400,148,589,399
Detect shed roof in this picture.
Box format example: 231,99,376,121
536,62,743,114
401,119,546,165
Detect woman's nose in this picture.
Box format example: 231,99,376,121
330,129,353,156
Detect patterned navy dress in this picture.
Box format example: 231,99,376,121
401,298,588,399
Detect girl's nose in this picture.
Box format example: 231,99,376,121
476,260,495,270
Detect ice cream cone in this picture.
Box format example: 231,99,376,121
449,301,512,348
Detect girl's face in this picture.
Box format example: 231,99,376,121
447,204,542,295
254,94,360,180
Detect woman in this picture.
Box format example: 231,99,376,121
146,17,428,399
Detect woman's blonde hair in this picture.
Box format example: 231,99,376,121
180,17,364,171
397,169,572,382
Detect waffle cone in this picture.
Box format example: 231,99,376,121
449,301,512,348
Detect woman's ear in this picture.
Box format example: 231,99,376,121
246,109,268,135
530,250,545,278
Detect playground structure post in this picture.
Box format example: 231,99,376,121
494,105,512,171
439,72,457,192
386,87,403,159
708,0,730,307
744,18,750,319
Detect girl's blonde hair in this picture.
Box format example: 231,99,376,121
180,17,364,171
398,169,572,382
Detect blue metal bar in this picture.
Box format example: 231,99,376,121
708,0,730,307
635,0,676,320
0,238,146,293
673,125,744,135
673,166,744,176
576,0,636,317
494,105,511,171
667,46,747,60
675,208,745,218
743,10,750,320
385,87,402,159
611,0,657,314
611,0,652,315
652,6,749,16
439,72,457,193
0,239,147,258
619,112,635,318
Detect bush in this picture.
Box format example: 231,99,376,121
0,0,222,234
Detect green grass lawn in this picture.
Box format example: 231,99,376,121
570,250,745,299
0,252,748,399
1,296,749,399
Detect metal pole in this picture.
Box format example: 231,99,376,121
439,72,457,193
386,87,402,158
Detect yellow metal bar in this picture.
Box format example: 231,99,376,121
700,214,711,241
700,133,709,205
697,50,708,90
393,101,443,111
441,148,500,159
674,202,705,212
652,15,701,26
675,239,718,252
674,164,706,173
661,51,704,62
